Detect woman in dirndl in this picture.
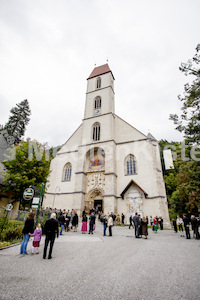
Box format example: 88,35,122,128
81,214,87,234
153,217,158,233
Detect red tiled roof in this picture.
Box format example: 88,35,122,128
87,64,115,80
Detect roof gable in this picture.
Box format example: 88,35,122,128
147,132,157,141
114,114,147,142
120,179,148,199
87,64,115,80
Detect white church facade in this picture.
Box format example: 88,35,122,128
43,64,170,227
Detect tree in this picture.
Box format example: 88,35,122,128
159,139,200,216
159,140,180,216
170,44,200,145
168,45,200,215
177,160,200,214
1,139,52,209
3,99,31,144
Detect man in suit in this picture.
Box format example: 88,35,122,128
88,212,96,234
133,212,141,238
43,213,59,259
183,214,191,239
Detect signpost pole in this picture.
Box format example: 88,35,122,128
36,183,44,225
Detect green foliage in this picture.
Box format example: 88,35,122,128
4,99,31,144
170,190,185,214
2,139,51,209
164,173,177,197
159,140,182,174
168,208,178,221
38,211,49,231
169,44,200,145
177,160,200,214
160,139,200,215
163,46,200,216
1,226,23,241
0,241,11,249
0,219,24,242
0,208,8,231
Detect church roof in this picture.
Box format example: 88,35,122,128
87,64,115,80
120,179,148,199
147,132,157,141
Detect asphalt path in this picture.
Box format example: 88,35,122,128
0,221,200,300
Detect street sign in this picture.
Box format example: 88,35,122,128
23,187,34,200
32,197,40,209
6,203,13,211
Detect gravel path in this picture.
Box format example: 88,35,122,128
0,222,199,300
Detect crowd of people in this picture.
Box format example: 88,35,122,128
20,208,199,260
172,214,200,239
128,214,165,238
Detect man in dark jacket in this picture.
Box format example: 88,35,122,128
129,215,133,229
72,212,78,232
183,214,190,239
88,212,96,234
103,215,108,236
133,212,141,238
191,215,199,239
121,213,125,226
43,213,59,259
58,212,65,235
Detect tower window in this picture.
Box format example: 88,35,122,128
92,123,100,141
96,77,101,89
63,163,72,181
125,155,136,175
94,96,101,109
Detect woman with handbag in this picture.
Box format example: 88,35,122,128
20,212,35,255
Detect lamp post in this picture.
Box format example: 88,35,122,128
52,186,60,209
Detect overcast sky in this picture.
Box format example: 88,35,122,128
0,0,199,147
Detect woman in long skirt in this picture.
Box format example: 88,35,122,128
153,217,158,233
81,214,87,234
141,216,148,239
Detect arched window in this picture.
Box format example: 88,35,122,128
63,163,72,181
92,122,100,141
125,155,136,175
96,77,101,89
94,96,101,109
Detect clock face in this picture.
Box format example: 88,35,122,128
95,109,101,115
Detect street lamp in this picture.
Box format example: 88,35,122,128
52,186,60,209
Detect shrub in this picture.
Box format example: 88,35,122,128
8,220,24,227
1,226,23,241
0,208,8,231
0,219,24,242
0,241,11,249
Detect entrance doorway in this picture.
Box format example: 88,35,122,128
94,199,103,212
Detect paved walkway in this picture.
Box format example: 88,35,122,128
0,221,200,300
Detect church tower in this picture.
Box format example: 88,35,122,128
77,64,118,213
84,64,115,119
81,64,116,146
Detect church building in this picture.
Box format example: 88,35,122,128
43,64,170,227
